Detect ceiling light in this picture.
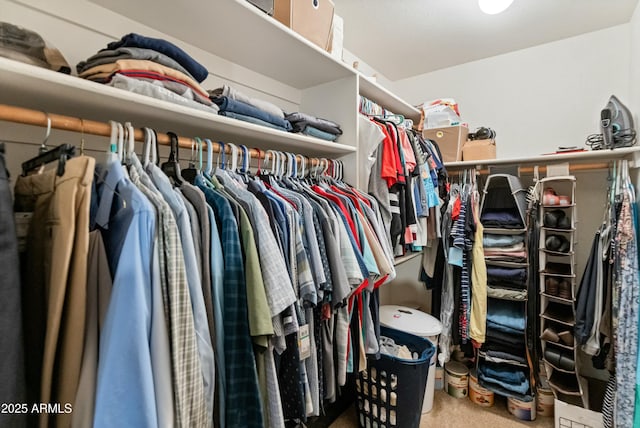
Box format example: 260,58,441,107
478,0,514,15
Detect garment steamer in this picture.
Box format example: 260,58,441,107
587,95,637,150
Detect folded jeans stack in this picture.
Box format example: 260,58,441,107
211,94,291,131
77,33,216,113
286,112,343,142
486,299,525,335
478,362,530,398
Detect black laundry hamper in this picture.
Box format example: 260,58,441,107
356,326,435,428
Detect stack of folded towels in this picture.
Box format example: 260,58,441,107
286,112,343,141
210,85,292,132
77,33,217,113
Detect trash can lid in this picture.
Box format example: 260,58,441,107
379,305,442,337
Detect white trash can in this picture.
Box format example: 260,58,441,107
379,305,442,413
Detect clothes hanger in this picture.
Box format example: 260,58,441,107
38,115,51,154
124,122,136,165
22,117,76,177
228,143,239,172
296,154,306,180
22,143,75,177
115,122,125,163
204,138,214,177
239,145,249,174
142,127,153,168
181,137,201,184
255,148,262,176
216,141,226,171
161,131,184,185
151,128,158,166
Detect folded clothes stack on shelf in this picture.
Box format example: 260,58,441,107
483,234,526,263
210,84,292,131
286,112,343,141
477,173,533,402
77,33,217,113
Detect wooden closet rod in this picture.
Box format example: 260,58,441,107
0,103,325,165
447,162,611,175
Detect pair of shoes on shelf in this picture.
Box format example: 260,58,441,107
543,188,571,206
541,327,574,346
546,234,571,253
544,348,576,371
545,277,572,299
544,210,572,229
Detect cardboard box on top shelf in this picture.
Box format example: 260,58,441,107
462,139,496,161
274,0,335,51
247,0,274,15
423,125,469,163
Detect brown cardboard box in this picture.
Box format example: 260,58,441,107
423,125,469,162
274,0,335,51
462,139,496,161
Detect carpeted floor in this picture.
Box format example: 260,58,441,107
329,390,554,428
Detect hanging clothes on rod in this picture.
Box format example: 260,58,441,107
1,103,398,428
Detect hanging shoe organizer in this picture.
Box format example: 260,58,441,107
477,173,535,404
538,174,589,408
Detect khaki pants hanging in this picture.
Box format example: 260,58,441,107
15,156,94,428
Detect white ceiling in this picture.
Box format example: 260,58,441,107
334,0,639,81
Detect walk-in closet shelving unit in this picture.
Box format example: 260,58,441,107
538,175,589,408
444,150,640,414
476,173,535,403
1,0,420,191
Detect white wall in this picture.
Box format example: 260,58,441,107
392,25,631,159
630,2,640,121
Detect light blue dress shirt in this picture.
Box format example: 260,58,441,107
93,158,159,428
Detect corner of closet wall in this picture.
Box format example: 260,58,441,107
341,48,395,89
299,75,360,187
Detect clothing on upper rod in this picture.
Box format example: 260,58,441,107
1,118,397,428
